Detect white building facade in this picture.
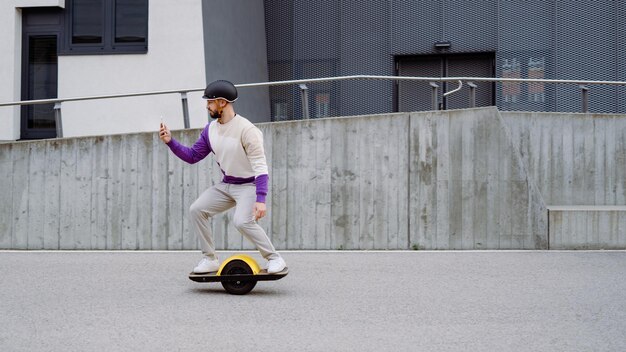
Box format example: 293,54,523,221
1,0,270,141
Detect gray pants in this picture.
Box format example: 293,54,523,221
189,182,278,261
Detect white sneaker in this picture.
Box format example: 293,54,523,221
193,257,220,274
267,256,287,274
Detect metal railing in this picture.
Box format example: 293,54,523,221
2,75,626,138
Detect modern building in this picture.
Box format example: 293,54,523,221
1,0,625,141
264,0,626,119
0,0,270,141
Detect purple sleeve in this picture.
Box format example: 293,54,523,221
255,174,269,203
166,125,212,164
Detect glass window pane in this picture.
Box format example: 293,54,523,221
115,0,148,43
27,36,57,129
72,0,104,44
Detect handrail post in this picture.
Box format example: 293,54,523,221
580,85,589,113
429,82,439,110
299,84,310,119
180,92,190,128
54,102,63,138
468,82,477,108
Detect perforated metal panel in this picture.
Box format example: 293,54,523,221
265,0,393,120
338,1,392,117
496,0,556,112
555,1,617,113
618,1,626,113
293,1,340,119
264,0,625,119
264,1,294,121
392,1,442,55
442,0,496,53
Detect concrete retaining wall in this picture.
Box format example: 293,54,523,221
502,112,626,206
2,107,625,250
548,206,626,249
408,109,546,249
503,111,626,249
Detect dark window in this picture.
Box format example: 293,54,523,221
22,35,59,139
72,0,104,44
64,0,148,54
115,0,148,43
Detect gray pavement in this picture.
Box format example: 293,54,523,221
1,250,625,352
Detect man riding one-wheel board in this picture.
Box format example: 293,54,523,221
159,80,288,294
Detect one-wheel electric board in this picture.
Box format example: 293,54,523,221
188,254,288,295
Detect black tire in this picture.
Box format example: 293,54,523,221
220,260,257,295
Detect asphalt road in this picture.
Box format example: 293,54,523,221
1,250,625,352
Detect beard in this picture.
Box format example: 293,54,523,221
209,109,222,119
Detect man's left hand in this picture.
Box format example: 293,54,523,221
254,202,266,221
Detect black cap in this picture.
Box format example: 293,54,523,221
202,80,238,102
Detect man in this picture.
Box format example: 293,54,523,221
159,80,287,274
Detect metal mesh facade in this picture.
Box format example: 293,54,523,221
555,1,618,113
496,0,556,112
264,0,626,120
